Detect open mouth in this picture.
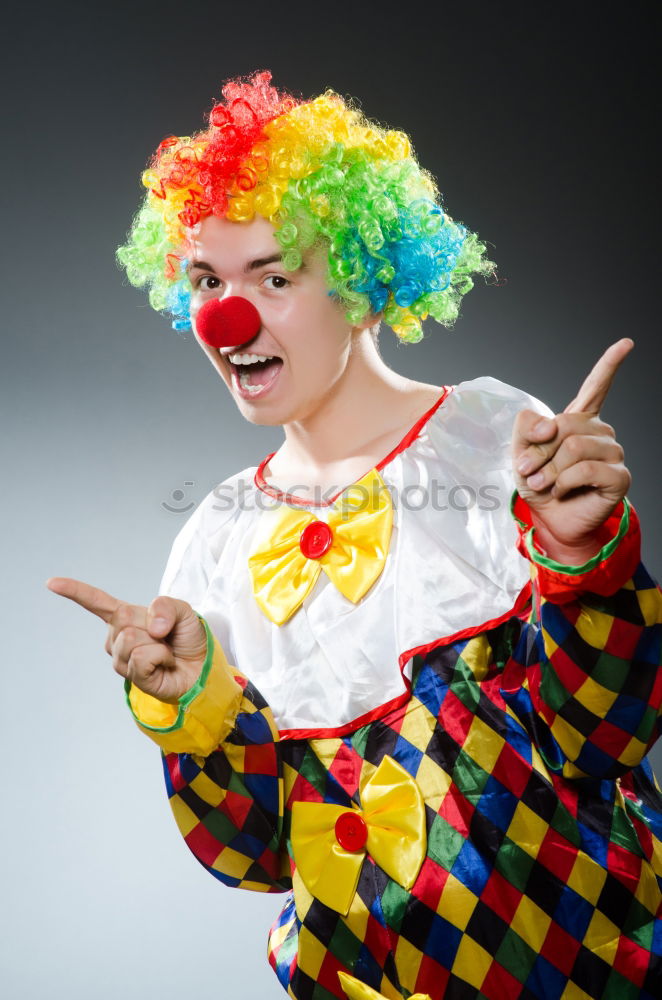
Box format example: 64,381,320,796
226,353,284,397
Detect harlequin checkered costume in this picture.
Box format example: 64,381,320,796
126,378,662,999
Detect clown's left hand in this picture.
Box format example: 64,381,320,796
512,338,634,566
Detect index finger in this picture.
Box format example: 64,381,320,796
564,338,634,414
45,576,121,624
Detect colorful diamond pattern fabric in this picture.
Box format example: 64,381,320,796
154,556,662,998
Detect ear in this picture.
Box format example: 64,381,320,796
354,312,383,333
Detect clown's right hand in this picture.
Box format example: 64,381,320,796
46,577,207,704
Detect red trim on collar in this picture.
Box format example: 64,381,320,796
254,385,453,508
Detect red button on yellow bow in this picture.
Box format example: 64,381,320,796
291,755,426,916
248,468,393,625
335,811,368,852
299,520,333,559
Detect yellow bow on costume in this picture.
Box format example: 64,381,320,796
337,971,431,1000
291,755,426,916
248,468,393,626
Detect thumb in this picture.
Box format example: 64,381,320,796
146,596,191,638
512,408,557,460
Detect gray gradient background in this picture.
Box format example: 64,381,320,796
2,2,660,997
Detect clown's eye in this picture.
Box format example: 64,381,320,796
197,275,221,290
263,274,290,290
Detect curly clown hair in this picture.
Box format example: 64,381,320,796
117,71,494,344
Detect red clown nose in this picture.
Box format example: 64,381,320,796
195,296,261,350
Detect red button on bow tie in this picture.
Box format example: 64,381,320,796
299,521,333,560
195,296,261,350
335,812,368,852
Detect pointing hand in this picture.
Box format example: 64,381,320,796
45,577,207,703
511,339,633,562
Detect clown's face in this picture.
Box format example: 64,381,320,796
187,215,367,428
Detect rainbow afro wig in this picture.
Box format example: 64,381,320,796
117,71,494,343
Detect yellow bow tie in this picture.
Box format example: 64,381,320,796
337,971,431,1000
290,755,426,916
248,468,393,625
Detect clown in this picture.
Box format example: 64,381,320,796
48,72,661,999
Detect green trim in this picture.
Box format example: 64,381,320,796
124,614,214,733
510,491,631,576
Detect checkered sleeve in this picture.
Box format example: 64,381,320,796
510,495,662,779
126,616,290,892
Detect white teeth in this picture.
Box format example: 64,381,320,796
228,352,276,365
239,372,266,394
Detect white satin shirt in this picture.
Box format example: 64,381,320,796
159,376,552,734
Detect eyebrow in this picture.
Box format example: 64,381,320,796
245,253,284,272
187,253,291,275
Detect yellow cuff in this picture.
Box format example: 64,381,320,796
125,615,243,757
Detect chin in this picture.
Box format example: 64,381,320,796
239,410,286,428
234,398,292,427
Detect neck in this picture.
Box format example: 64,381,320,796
279,329,420,472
